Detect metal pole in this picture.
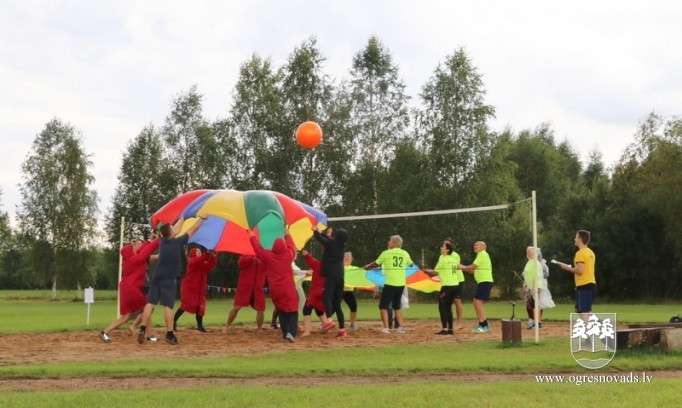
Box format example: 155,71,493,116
118,216,125,318
532,191,539,343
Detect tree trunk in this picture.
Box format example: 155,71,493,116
77,281,82,300
51,275,57,301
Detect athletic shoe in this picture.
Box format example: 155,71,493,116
165,333,179,345
472,326,491,334
269,323,279,330
349,324,356,331
197,327,207,333
335,330,348,339
146,335,158,342
98,331,110,343
320,320,336,333
527,319,535,330
538,322,543,328
380,328,390,334
285,333,296,343
137,330,146,344
396,327,406,334
435,329,449,335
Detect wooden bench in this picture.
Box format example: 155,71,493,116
617,323,682,348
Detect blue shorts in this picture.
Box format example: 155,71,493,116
474,282,493,301
146,278,177,308
575,284,596,313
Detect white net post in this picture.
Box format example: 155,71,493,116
532,191,540,343
117,216,124,318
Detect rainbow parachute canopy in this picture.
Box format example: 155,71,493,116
151,190,328,255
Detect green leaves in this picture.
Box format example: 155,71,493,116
17,119,98,289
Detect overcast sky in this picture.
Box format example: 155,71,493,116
1,0,680,226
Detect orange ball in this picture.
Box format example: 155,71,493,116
295,121,323,149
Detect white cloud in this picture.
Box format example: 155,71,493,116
1,0,681,226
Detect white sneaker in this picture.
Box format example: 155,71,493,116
98,331,110,343
396,327,406,334
380,328,390,334
527,319,535,330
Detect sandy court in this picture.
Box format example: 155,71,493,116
4,319,669,391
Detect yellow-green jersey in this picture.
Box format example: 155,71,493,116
574,247,596,286
434,254,459,286
452,251,464,283
523,259,543,289
376,248,414,286
473,250,493,283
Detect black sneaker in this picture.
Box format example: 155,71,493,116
197,327,207,333
435,330,449,335
98,331,111,343
165,333,178,345
137,330,146,344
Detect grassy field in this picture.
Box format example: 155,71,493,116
1,291,680,407
1,290,680,333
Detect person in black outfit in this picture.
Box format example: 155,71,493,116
313,226,349,338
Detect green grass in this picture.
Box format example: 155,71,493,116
1,291,681,407
0,294,679,334
2,379,681,408
1,337,680,380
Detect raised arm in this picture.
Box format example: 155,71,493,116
185,214,207,238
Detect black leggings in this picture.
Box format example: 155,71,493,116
323,276,345,329
342,290,357,312
438,286,458,330
302,304,324,317
278,311,298,338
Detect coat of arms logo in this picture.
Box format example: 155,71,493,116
570,313,617,369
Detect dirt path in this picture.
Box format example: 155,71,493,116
4,320,666,391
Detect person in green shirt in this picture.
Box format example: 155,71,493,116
457,241,493,333
343,252,361,330
444,237,464,330
424,240,459,335
364,235,414,333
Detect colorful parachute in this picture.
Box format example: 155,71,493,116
344,265,377,291
151,190,328,255
365,265,442,293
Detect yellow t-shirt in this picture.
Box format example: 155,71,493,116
472,250,493,283
376,248,413,287
574,247,596,286
523,259,543,289
452,252,464,283
434,254,459,286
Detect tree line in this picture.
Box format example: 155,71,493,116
1,36,680,301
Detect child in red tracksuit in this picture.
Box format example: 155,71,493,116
224,255,267,331
248,228,299,342
174,245,217,332
99,236,159,342
300,250,328,337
